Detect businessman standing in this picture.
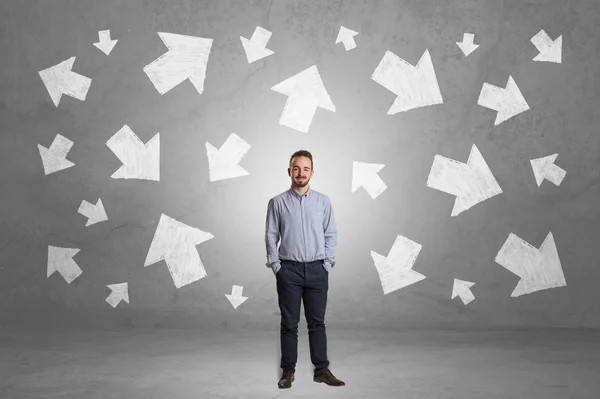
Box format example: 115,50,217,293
265,150,345,389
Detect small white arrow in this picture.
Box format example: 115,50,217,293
531,29,562,63
144,214,214,289
371,235,426,295
530,153,566,187
494,231,566,297
78,198,108,226
106,282,129,308
93,30,118,55
38,57,92,107
427,144,502,216
477,75,529,125
351,161,387,199
106,125,160,181
451,279,475,305
225,285,248,309
38,134,75,175
47,245,82,284
206,133,251,182
144,32,213,95
456,33,479,56
240,26,274,63
271,65,336,133
371,49,443,114
335,26,359,51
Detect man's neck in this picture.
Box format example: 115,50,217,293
292,185,309,196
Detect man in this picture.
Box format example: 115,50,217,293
265,150,345,389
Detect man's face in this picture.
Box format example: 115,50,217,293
288,156,314,188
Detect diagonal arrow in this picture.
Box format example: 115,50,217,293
451,279,476,305
106,283,129,308
78,198,108,226
38,134,75,175
351,161,387,199
240,26,275,63
335,26,359,51
530,153,566,187
478,75,529,125
38,57,92,107
371,234,425,295
225,285,248,309
93,30,118,55
47,245,82,284
531,29,562,63
106,125,160,181
206,133,251,182
456,33,479,56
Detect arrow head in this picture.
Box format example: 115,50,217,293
456,33,479,56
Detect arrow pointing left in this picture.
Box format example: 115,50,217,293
47,245,82,284
351,161,387,199
451,279,475,305
38,57,92,107
206,133,251,182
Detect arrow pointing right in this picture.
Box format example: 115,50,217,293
478,75,530,125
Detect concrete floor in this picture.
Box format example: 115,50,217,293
1,327,598,398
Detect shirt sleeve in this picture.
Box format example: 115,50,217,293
323,198,337,268
265,198,281,270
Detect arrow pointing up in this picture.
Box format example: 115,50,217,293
531,29,562,63
144,32,213,95
336,26,359,51
93,30,118,55
38,134,75,175
478,75,530,125
427,144,502,216
47,245,82,284
452,279,476,305
371,49,443,114
456,33,479,56
38,57,92,107
351,161,387,199
144,214,214,289
225,285,248,309
206,133,251,182
530,153,566,187
78,198,108,226
106,125,160,181
271,65,336,133
494,231,566,297
106,283,129,308
240,26,275,63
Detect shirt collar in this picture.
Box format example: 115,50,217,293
288,186,312,199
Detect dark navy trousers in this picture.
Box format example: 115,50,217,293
276,259,330,375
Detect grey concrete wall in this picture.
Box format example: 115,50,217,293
1,0,599,330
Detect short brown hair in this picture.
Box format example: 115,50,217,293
289,150,313,170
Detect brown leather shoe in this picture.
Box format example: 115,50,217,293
278,369,295,389
313,368,345,386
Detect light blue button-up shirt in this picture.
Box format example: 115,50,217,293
265,186,337,275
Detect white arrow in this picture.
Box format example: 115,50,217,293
478,75,529,125
351,161,387,199
240,26,274,63
451,279,475,305
371,49,443,114
456,33,479,56
144,32,213,95
206,133,251,182
78,198,108,226
494,231,566,297
144,213,214,289
38,56,92,107
47,245,82,284
371,235,426,295
271,65,336,133
335,26,359,51
106,282,129,308
38,134,75,175
530,153,566,187
93,30,118,55
427,144,502,217
225,285,248,309
106,125,160,181
531,29,562,63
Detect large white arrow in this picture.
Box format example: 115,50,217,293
494,231,566,297
106,283,129,308
206,133,251,182
38,57,92,107
144,32,213,95
531,29,562,63
144,213,214,289
530,153,566,187
451,279,475,305
456,33,479,56
106,125,160,181
478,75,529,125
38,134,75,175
78,198,108,226
336,26,359,51
225,285,248,309
271,65,336,133
47,245,82,284
351,161,387,199
371,234,426,295
93,30,118,55
240,26,274,63
427,144,502,216
371,49,443,114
